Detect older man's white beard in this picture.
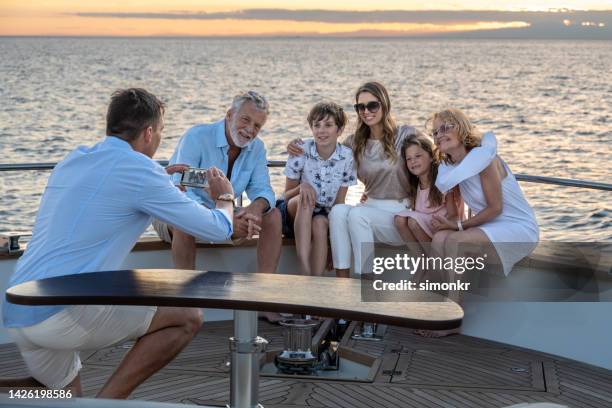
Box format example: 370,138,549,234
229,120,252,148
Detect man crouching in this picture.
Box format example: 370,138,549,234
2,88,234,397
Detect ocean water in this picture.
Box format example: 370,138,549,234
0,37,610,241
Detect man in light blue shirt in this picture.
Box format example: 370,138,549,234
2,89,235,398
154,91,282,274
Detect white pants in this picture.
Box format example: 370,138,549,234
330,198,409,274
8,305,157,389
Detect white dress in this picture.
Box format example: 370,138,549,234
436,133,539,275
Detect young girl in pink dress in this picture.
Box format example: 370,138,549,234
394,135,462,254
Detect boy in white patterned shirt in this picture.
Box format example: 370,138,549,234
278,102,356,276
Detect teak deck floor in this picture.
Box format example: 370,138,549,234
1,320,611,408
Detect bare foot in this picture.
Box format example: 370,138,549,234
414,327,461,338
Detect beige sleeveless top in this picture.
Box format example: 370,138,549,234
343,125,419,200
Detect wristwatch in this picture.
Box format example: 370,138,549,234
216,193,235,202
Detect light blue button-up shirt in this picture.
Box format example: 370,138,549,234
169,119,275,209
3,136,233,328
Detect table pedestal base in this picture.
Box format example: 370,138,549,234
229,310,268,408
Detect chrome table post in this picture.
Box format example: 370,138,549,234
229,310,268,408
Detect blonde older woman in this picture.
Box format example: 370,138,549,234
430,108,539,277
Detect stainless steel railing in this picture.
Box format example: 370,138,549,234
1,159,610,254
1,161,611,191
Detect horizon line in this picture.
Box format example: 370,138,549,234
1,34,611,40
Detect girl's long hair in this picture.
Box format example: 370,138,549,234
352,82,398,167
400,135,444,209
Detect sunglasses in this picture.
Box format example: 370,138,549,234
353,101,381,114
432,123,455,138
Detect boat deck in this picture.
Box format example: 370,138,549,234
1,319,611,408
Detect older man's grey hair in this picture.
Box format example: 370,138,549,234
230,91,270,115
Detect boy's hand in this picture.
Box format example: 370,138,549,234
360,193,368,203
299,182,316,208
287,138,304,156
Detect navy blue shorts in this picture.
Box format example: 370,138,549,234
276,199,329,239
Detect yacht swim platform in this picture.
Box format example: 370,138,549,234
2,319,611,407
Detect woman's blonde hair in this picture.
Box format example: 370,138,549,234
400,135,444,209
352,82,398,167
427,108,481,163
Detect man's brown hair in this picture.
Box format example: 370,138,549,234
106,88,165,142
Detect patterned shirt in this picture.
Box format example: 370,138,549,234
284,139,357,208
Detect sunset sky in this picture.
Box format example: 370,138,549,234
1,1,610,37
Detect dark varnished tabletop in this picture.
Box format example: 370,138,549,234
6,269,463,330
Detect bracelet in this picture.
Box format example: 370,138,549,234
457,220,464,231
216,193,235,202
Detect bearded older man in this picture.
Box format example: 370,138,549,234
154,91,282,274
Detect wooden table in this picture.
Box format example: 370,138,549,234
6,269,463,408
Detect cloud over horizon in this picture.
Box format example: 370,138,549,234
70,9,611,39
73,9,612,22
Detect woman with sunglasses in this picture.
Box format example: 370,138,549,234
287,81,422,276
